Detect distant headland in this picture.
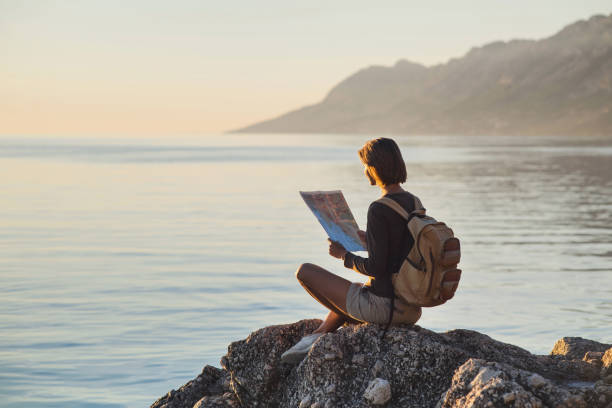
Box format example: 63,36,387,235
232,13,612,137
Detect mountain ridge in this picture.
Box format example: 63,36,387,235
233,13,612,137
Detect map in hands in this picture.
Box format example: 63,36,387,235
300,190,366,252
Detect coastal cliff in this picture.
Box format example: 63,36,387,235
233,14,612,137
151,320,612,407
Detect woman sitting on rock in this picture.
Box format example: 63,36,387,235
281,137,422,364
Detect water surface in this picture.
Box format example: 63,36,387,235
1,133,611,407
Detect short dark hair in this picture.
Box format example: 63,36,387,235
358,138,407,185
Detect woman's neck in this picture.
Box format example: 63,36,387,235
380,183,404,196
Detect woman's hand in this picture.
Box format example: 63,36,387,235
328,239,347,260
357,230,367,249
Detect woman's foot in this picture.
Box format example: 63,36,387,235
280,333,323,364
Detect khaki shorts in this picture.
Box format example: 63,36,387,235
345,282,422,325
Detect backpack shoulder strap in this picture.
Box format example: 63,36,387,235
376,197,409,219
375,195,425,220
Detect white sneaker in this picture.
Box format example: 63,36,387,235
280,333,323,364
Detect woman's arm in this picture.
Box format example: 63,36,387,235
341,204,389,278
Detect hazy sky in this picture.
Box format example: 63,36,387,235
2,1,611,136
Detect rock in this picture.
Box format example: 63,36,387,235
469,367,501,390
551,337,611,360
363,378,391,405
438,358,598,408
502,391,516,403
351,354,365,365
324,353,337,361
298,395,311,408
151,321,610,408
372,359,384,375
527,373,547,388
192,392,239,407
150,365,228,408
585,350,605,369
224,319,321,407
585,351,605,361
237,322,602,407
603,348,612,377
596,383,612,398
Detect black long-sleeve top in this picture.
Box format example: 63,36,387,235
343,191,417,298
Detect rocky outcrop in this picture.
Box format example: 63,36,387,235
551,337,612,360
150,365,234,408
439,359,595,408
151,320,611,408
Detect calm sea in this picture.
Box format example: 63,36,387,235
1,134,611,407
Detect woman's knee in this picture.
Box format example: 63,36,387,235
295,263,315,282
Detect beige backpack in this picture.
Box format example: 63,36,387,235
376,196,461,308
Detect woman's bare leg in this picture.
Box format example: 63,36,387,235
314,311,350,334
295,263,361,333
297,282,352,334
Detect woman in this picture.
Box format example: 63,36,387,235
281,137,422,364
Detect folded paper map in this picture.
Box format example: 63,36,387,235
300,190,366,252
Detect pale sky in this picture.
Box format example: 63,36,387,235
1,0,611,136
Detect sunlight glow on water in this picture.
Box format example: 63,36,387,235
1,133,611,407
